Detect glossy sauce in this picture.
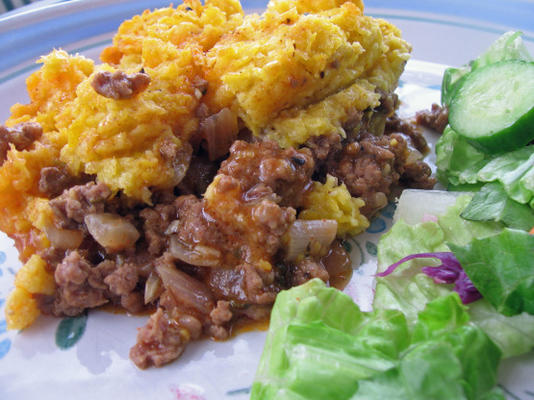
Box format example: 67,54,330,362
99,241,352,338
230,316,270,337
322,240,353,290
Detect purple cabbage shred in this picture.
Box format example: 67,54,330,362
377,252,482,304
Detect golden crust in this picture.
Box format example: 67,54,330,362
5,255,55,330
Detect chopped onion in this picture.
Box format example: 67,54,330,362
200,108,238,161
169,236,221,267
155,261,214,314
144,271,163,304
284,219,338,261
164,220,180,235
84,213,140,252
405,147,423,164
45,225,84,249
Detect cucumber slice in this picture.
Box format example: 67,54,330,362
449,60,534,153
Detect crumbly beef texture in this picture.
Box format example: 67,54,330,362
415,103,449,134
303,111,436,218
91,70,151,100
218,140,315,207
39,167,84,198
325,130,434,217
0,122,42,165
306,133,342,162
129,307,192,369
50,251,141,316
288,258,329,287
139,204,177,256
32,111,433,369
36,139,345,369
384,114,430,153
49,182,112,228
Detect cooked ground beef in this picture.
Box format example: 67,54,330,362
210,300,233,326
140,204,177,256
104,262,138,296
129,307,190,369
328,135,397,217
120,292,145,314
91,70,151,100
289,257,329,287
234,304,272,321
50,181,112,228
415,103,449,134
53,251,111,316
218,140,314,207
306,133,342,162
202,176,296,267
39,167,81,198
239,263,278,304
385,114,429,153
206,267,248,302
0,122,42,165
400,160,436,189
171,194,229,254
178,153,219,196
328,131,435,217
30,109,434,369
42,245,147,316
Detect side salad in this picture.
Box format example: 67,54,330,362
251,279,503,400
250,31,534,399
375,192,534,358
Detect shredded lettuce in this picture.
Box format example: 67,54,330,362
251,279,503,400
375,196,534,357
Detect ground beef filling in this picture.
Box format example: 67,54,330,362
324,125,435,217
0,122,42,165
415,103,449,134
33,109,434,369
91,70,151,100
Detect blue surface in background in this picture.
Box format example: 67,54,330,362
368,0,534,32
0,0,532,73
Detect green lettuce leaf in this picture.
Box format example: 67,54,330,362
375,197,534,357
471,31,532,68
251,280,503,400
469,301,534,357
436,127,534,208
435,126,488,187
251,279,406,400
449,229,534,316
437,32,534,212
441,31,532,106
460,182,534,230
476,146,534,205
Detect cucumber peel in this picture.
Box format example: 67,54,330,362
449,60,534,154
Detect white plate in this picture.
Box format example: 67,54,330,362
0,1,533,399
